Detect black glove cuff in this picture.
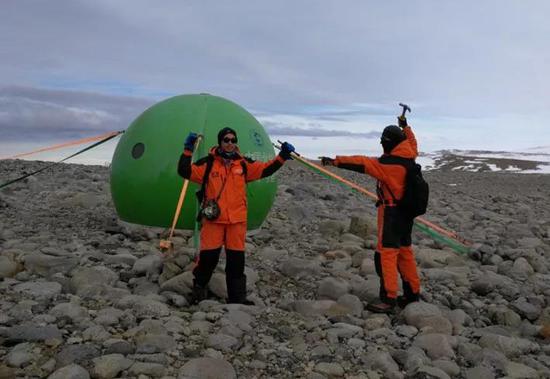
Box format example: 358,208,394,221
279,151,292,160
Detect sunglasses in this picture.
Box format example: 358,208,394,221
222,137,238,144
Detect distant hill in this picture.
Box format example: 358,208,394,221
418,146,550,173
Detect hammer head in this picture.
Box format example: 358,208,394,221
399,103,411,114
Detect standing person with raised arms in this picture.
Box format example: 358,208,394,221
178,127,295,305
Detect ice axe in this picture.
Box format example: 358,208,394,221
399,103,411,118
159,134,203,254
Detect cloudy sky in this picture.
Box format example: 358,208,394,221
1,0,549,162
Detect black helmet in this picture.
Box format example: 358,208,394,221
217,127,238,145
380,125,405,153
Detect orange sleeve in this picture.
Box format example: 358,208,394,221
245,155,286,182
177,150,207,184
403,126,418,158
334,155,388,182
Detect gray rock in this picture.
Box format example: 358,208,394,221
412,334,455,360
24,252,79,278
206,333,240,352
178,357,236,379
327,323,364,339
49,302,89,323
336,294,363,316
478,334,539,357
257,246,288,262
56,344,101,368
314,362,345,377
411,366,450,379
6,342,36,367
318,277,350,300
128,362,166,377
363,350,402,379
510,257,534,279
280,257,322,278
395,325,418,338
222,309,254,332
359,257,377,276
13,281,62,299
511,297,542,321
133,255,163,276
0,255,19,278
318,220,347,238
70,267,118,296
504,361,539,378
83,325,111,342
135,334,176,354
160,272,192,296
489,306,522,327
47,364,90,379
402,346,430,373
117,295,170,318
464,366,495,379
431,359,460,377
104,340,136,355
92,354,133,379
95,307,124,326
105,253,138,266
291,300,339,317
349,216,375,239
7,323,63,343
208,272,227,299
471,348,507,371
403,302,452,334
471,271,519,299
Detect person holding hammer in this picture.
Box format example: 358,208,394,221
319,108,422,313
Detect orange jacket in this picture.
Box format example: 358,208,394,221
334,126,418,204
178,147,286,223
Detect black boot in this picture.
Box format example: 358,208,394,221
226,250,254,305
366,298,396,314
397,293,419,308
191,281,208,305
398,280,420,308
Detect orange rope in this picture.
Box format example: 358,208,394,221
1,131,121,160
288,151,471,246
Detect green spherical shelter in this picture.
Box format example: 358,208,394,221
110,94,277,230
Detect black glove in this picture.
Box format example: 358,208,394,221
184,132,198,151
319,156,335,166
279,141,295,160
398,116,408,128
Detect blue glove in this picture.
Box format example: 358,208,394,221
184,132,198,151
279,141,295,160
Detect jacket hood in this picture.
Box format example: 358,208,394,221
386,139,416,159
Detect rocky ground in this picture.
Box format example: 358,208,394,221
0,159,549,379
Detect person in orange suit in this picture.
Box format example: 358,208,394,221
320,116,421,313
178,127,294,305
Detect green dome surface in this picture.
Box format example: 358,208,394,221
110,94,277,230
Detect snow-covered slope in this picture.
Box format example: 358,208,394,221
418,146,550,173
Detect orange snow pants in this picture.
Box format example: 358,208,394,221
200,221,247,251
375,205,421,303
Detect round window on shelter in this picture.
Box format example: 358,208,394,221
132,143,145,159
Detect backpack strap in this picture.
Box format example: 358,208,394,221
377,155,415,204
241,159,248,180
196,155,214,206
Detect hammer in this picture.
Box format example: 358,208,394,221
399,103,411,117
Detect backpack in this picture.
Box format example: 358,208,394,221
378,156,429,218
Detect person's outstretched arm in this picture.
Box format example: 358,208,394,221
245,141,294,182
